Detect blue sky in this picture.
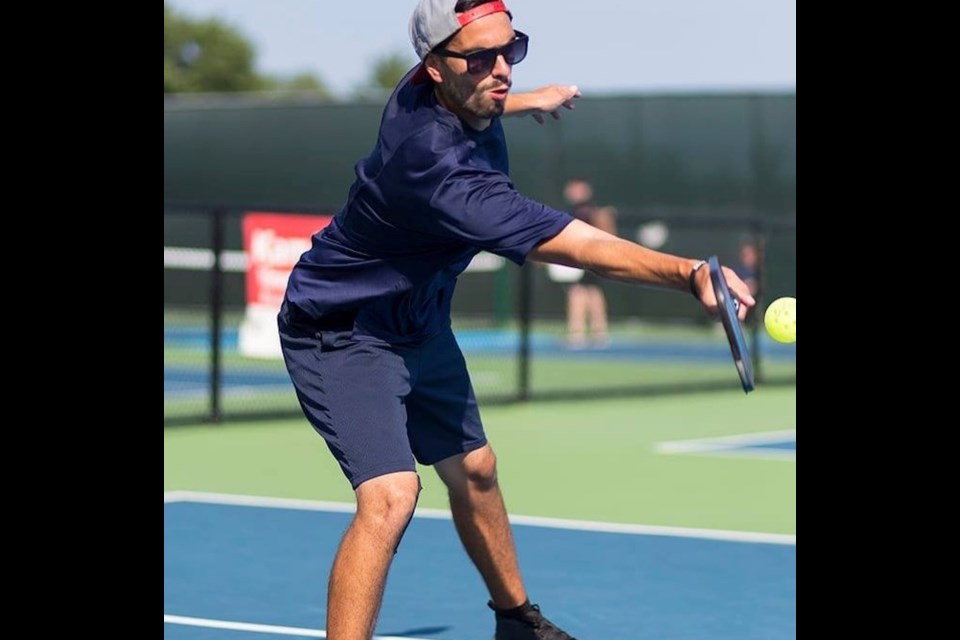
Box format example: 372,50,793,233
166,0,796,96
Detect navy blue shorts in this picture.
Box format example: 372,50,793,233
278,306,487,489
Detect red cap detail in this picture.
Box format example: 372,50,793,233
411,64,432,85
457,1,509,27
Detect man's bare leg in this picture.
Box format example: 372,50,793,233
434,445,527,608
326,471,420,640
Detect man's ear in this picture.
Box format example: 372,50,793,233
424,54,444,84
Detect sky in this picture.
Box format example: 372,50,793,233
166,0,796,96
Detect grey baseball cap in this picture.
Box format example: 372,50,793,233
409,0,512,60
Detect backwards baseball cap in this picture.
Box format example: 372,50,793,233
409,0,512,60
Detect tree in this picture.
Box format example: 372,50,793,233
163,3,331,97
371,53,416,92
164,3,261,93
361,52,417,96
259,72,333,99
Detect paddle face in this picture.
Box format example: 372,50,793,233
708,256,754,393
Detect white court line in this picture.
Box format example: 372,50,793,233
163,614,432,639
657,429,796,461
164,490,795,545
671,448,796,461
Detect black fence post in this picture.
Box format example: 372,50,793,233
748,97,767,387
752,223,766,385
517,263,533,401
209,208,224,423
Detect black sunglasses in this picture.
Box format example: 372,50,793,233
433,31,529,75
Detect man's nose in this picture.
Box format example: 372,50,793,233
492,53,511,79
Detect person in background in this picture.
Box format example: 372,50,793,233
733,240,761,323
735,240,760,296
561,178,617,347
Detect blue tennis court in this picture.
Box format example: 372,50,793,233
164,494,796,639
164,327,797,361
164,369,291,398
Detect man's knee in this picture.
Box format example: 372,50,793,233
355,472,422,533
444,445,497,491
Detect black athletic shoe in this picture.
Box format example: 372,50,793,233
490,601,578,640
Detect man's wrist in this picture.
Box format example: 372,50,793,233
687,259,707,297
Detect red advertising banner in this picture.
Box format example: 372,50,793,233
240,212,332,358
243,212,332,308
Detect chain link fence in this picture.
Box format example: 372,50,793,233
164,206,795,424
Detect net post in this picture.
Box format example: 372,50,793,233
209,207,224,423
752,223,766,385
517,263,533,401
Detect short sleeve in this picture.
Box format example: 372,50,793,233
429,166,572,264
380,125,573,265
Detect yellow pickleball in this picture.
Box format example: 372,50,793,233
764,297,796,343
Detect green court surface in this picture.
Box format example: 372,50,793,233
164,386,795,535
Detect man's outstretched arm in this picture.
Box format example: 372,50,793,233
504,85,580,124
529,219,757,318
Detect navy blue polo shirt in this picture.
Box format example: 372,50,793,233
284,67,573,344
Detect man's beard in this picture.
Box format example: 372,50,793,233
443,78,507,121
469,95,505,119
